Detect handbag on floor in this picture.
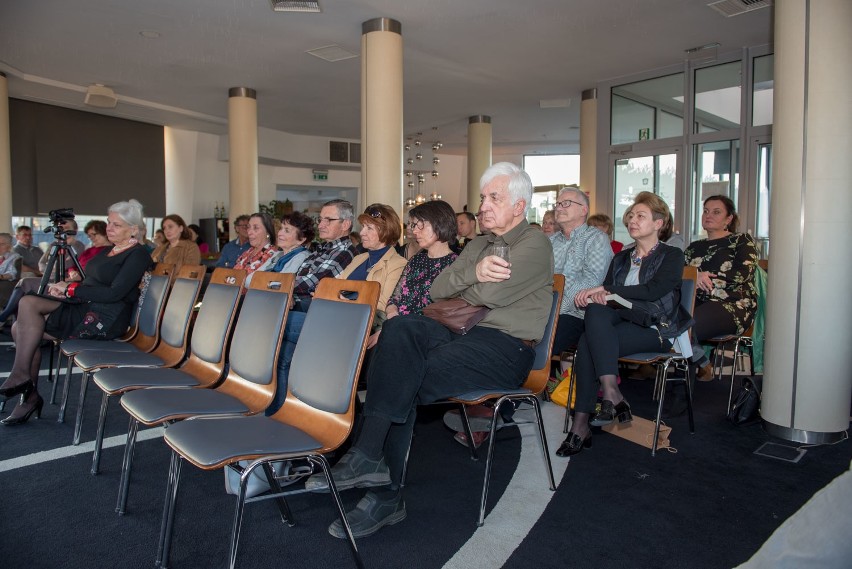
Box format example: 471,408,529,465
422,297,490,335
727,376,763,425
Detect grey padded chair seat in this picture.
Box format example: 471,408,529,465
93,367,201,393
61,339,141,355
74,350,166,370
121,388,250,424
164,415,322,467
453,387,531,401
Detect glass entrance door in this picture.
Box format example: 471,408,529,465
611,152,680,244
752,140,772,258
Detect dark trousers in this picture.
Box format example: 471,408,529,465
691,300,739,364
362,315,535,484
574,304,666,414
551,314,585,356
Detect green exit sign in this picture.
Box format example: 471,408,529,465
313,169,328,181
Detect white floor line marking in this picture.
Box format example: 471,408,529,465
0,367,79,379
0,428,163,473
442,401,571,569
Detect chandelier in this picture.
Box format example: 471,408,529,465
404,128,442,208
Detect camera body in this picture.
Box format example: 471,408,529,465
45,207,77,237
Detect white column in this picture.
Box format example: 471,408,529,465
579,88,598,213
228,87,259,239
762,0,852,443
361,18,403,214
0,73,13,231
467,115,492,214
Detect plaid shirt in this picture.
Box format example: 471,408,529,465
550,223,613,319
294,236,357,298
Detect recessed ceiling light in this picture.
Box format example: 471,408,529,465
306,45,358,62
139,30,161,39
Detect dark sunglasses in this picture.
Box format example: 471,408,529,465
366,207,383,219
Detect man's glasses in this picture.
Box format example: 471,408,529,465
366,207,383,219
318,217,342,225
408,220,426,231
555,199,583,209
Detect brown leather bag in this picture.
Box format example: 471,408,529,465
422,297,490,335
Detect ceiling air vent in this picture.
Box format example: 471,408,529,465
329,141,361,164
270,1,321,13
707,0,772,18
84,84,118,108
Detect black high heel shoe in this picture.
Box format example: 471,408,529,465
555,432,592,457
589,399,632,427
0,379,34,399
2,393,44,425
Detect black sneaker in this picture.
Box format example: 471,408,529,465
328,490,406,539
304,448,390,494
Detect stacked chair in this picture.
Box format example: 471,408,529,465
114,271,295,516
55,262,174,420
69,265,205,449
150,278,377,569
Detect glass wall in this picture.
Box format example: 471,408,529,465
611,73,684,144
612,153,677,244
691,140,740,236
694,61,742,133
523,154,580,223
752,54,774,127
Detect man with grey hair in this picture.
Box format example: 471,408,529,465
268,199,357,415
304,162,553,538
550,185,613,354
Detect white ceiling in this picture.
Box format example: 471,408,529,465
0,0,773,156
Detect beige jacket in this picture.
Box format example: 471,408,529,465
337,247,406,312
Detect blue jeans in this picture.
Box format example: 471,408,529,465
266,311,306,415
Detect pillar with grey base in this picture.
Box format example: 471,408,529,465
228,87,259,240
761,0,852,444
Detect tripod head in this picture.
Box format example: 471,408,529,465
44,208,77,240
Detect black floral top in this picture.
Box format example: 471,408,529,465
388,249,458,315
685,233,759,335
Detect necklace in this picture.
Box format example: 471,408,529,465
630,241,661,267
109,238,138,256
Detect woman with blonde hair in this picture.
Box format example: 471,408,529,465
557,192,691,456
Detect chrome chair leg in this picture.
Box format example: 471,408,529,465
311,454,364,569
478,401,502,527
156,450,182,568
652,361,670,457
116,417,140,515
261,462,295,526
563,363,576,433
683,361,695,433
91,391,111,475
72,370,91,445
58,357,75,423
49,351,64,405
529,395,556,491
228,468,250,569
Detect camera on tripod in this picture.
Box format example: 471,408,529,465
44,208,77,237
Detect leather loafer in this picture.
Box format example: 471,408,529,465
555,432,592,457
590,399,632,427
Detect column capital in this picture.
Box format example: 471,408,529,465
581,88,598,101
228,87,256,99
468,115,491,124
362,18,401,35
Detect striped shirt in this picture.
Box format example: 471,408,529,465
550,223,613,319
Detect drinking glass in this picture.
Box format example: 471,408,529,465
490,244,511,265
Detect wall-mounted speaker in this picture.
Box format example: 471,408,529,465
84,84,118,108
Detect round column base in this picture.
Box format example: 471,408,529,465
763,420,848,445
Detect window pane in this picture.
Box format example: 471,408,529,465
691,140,740,236
612,154,677,244
611,73,684,144
752,54,774,126
523,154,580,223
694,61,742,133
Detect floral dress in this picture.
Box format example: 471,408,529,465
234,243,279,276
685,233,759,335
388,249,457,315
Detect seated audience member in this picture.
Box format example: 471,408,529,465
396,222,422,261
153,229,166,248
620,202,685,251
257,211,314,275
349,231,365,255
456,211,478,250
150,215,202,273
587,213,623,254
0,200,151,425
188,224,209,255
0,233,21,309
13,226,43,278
541,209,557,237
268,199,357,414
557,192,691,457
233,213,279,285
216,214,251,268
685,195,758,380
303,162,553,538
0,221,112,326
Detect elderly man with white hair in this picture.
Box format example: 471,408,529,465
304,162,554,538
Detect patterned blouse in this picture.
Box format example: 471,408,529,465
234,243,279,276
685,232,759,335
388,249,457,315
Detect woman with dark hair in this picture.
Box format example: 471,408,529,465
150,214,201,273
0,200,151,425
234,212,279,282
258,211,315,275
187,223,209,255
556,192,691,456
336,204,407,326
685,195,759,380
